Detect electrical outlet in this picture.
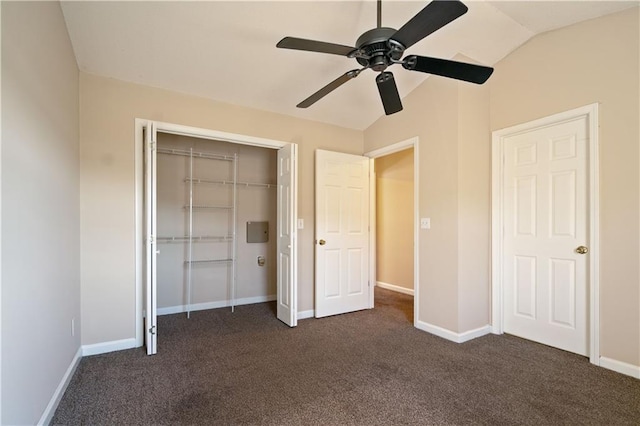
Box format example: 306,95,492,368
420,218,431,229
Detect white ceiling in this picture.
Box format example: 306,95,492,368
60,1,638,130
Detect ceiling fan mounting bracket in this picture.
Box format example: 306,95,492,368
387,39,405,57
403,55,418,70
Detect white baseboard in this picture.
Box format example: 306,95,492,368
38,346,82,426
599,356,640,379
82,338,137,357
376,281,414,296
297,309,315,320
457,325,493,343
416,320,492,344
157,295,276,316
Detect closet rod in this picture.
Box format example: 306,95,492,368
185,178,276,189
157,147,234,161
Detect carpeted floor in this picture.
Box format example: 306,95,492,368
53,288,639,425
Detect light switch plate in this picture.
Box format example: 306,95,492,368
420,218,431,229
297,219,304,229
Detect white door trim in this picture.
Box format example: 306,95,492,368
491,104,599,365
134,119,294,347
365,137,420,328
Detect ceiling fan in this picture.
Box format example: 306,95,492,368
276,0,493,115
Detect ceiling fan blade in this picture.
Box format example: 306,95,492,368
376,72,403,115
277,37,356,56
297,69,363,108
403,55,493,84
391,0,468,49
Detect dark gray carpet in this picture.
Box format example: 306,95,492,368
53,288,639,425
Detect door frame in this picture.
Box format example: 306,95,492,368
134,119,297,347
364,137,420,327
491,103,600,365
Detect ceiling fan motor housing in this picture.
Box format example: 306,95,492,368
354,27,404,71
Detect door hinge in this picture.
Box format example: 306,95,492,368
149,141,156,151
149,235,155,243
148,325,156,335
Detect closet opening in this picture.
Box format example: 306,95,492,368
156,133,277,317
365,137,419,326
136,120,298,355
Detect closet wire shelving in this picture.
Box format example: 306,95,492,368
157,147,238,318
156,146,276,319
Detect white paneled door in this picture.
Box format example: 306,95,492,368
277,143,298,327
502,116,589,356
315,150,371,318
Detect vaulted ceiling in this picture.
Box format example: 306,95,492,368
60,1,638,130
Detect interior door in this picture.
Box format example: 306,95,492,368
502,116,588,356
315,149,370,318
276,143,298,327
144,122,158,355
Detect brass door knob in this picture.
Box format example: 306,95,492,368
318,239,326,246
575,246,589,254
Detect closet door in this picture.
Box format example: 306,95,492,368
276,143,298,327
144,122,158,355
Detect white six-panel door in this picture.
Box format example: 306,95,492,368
315,150,370,318
502,116,589,356
277,143,297,327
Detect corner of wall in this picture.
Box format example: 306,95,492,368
456,82,492,333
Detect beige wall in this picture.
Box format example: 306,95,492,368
79,72,363,344
457,83,491,332
365,75,480,332
490,8,640,366
1,2,80,424
375,149,414,291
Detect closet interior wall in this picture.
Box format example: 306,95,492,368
156,133,277,315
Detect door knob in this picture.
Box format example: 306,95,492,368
575,246,589,254
318,239,326,246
